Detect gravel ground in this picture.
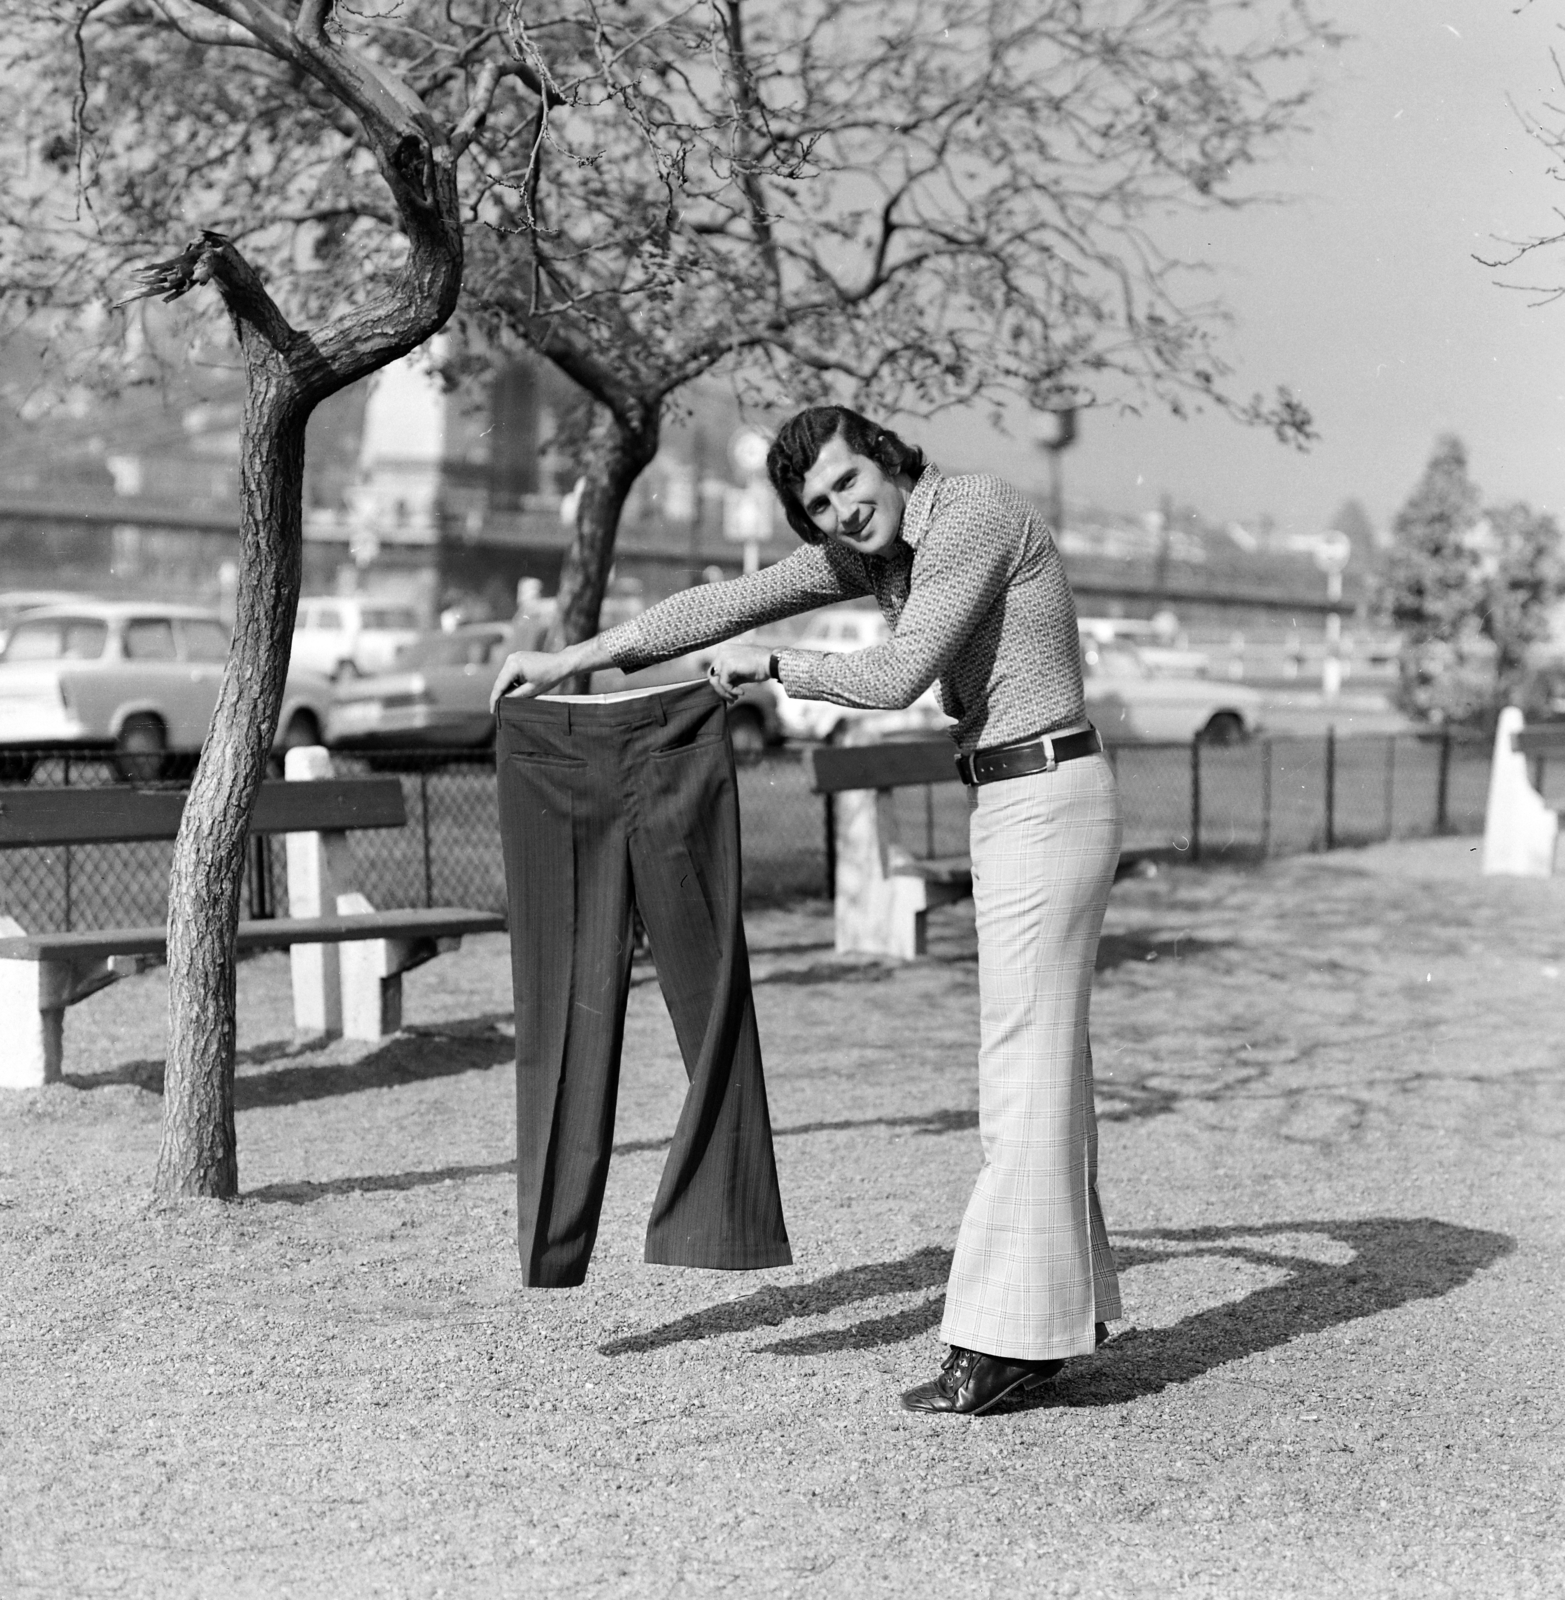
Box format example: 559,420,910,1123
1,834,1562,1599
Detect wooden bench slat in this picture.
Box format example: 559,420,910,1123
895,855,973,885
1514,726,1565,757
0,777,408,849
0,907,505,962
808,739,957,794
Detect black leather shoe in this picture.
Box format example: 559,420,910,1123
900,1346,1065,1416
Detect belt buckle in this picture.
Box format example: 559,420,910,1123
1041,733,1057,773
955,751,975,785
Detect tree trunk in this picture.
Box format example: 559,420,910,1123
551,399,661,654
154,366,307,1196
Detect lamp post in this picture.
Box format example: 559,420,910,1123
724,427,773,574
1314,530,1352,700
1032,407,1078,539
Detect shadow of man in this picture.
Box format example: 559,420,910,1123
601,1218,1514,1394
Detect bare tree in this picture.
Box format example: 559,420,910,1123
0,1,547,1197
453,0,1335,647
1477,24,1565,300
1,0,1332,1196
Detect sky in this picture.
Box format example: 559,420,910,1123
916,0,1565,539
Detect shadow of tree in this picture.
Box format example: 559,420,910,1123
611,1106,978,1157
754,962,898,988
1095,930,1232,972
64,1021,516,1107
601,1218,1514,1386
247,1158,514,1204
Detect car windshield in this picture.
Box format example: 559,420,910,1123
3,617,109,662
360,607,419,631
397,632,505,668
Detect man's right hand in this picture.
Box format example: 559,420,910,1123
489,649,574,712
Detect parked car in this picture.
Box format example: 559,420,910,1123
326,623,513,756
0,602,334,781
292,596,423,680
771,607,953,743
0,591,89,655
1083,638,1263,744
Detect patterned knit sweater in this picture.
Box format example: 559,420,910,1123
597,466,1085,752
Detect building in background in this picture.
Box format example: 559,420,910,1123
0,335,1380,681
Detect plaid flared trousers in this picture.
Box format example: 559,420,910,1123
939,751,1124,1360
496,681,792,1287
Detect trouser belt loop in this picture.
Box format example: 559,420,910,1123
1041,733,1057,773
563,703,572,735
651,693,668,726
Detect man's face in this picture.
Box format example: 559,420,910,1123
799,433,907,557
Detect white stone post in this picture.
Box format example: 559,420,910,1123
1482,706,1558,877
284,745,351,1035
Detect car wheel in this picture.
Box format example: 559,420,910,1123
1197,711,1245,747
266,711,324,777
727,707,767,763
280,710,322,751
0,752,37,785
116,714,168,782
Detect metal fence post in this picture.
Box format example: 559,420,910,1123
248,835,273,919
1260,738,1272,859
1189,737,1202,863
419,768,434,907
1383,734,1396,841
62,751,72,932
1436,728,1452,834
823,792,837,900
1324,726,1336,851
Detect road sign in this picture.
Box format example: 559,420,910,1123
1314,530,1351,573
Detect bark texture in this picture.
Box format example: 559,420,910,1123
151,71,465,1197
551,400,661,657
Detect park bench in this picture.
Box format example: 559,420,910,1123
809,737,1150,960
0,748,505,1089
808,739,973,961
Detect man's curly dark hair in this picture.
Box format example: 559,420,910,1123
765,406,927,545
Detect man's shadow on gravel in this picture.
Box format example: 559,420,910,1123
599,1218,1513,1401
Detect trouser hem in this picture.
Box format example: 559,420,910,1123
645,1241,793,1271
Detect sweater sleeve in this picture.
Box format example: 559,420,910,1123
598,542,870,671
776,478,1020,709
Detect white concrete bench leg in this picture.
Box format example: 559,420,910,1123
284,746,351,1036
833,787,932,961
1483,706,1558,877
0,916,150,1089
334,892,460,1041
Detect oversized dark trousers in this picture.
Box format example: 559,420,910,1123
496,681,792,1287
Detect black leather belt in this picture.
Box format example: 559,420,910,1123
955,726,1102,786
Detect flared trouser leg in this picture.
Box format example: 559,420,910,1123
498,719,636,1288
939,752,1123,1361
496,684,790,1287
630,725,791,1270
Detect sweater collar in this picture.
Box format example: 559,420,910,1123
898,465,942,552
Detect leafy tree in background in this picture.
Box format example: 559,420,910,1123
1381,436,1564,724
1481,500,1565,714
1381,436,1491,725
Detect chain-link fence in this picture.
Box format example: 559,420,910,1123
0,730,1492,933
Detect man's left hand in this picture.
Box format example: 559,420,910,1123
705,643,774,704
